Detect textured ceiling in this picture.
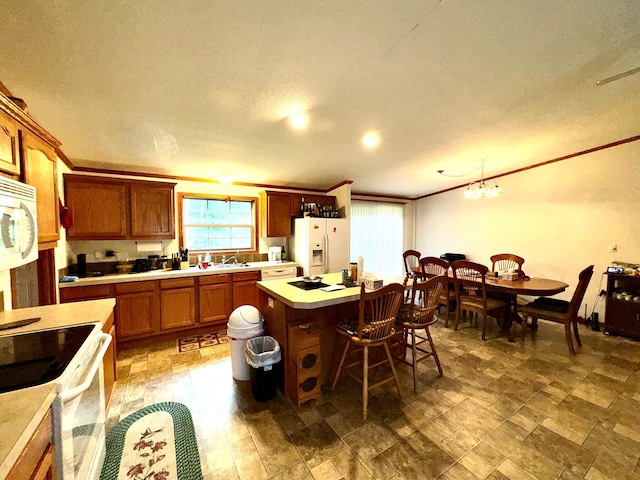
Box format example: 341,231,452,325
1,1,639,197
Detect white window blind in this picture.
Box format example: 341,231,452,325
350,200,404,276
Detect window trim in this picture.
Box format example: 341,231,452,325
177,192,259,254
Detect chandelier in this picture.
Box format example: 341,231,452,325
463,160,502,199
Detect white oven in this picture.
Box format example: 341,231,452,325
51,324,112,480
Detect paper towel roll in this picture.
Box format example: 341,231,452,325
136,241,162,253
357,256,363,285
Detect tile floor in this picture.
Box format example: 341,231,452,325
107,317,640,480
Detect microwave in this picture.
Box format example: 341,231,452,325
0,176,38,271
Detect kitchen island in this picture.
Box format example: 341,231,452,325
257,272,405,404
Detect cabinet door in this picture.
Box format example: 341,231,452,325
232,272,260,309
160,287,196,330
130,183,175,238
22,133,59,247
0,110,19,175
115,284,159,338
64,175,128,239
199,283,232,325
261,191,292,237
59,284,114,303
103,320,117,409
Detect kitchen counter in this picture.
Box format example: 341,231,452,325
0,298,116,478
59,261,298,288
256,272,405,309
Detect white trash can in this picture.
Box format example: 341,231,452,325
227,305,265,380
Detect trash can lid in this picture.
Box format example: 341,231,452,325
228,305,263,328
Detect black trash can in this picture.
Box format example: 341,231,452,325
244,336,282,402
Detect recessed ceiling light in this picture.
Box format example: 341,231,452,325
289,113,308,130
362,132,380,149
218,174,233,184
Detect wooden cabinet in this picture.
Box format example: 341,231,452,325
103,313,117,410
130,182,175,238
232,271,261,309
114,281,159,339
0,109,19,176
261,191,337,237
64,174,175,240
160,278,196,330
260,190,293,237
605,273,640,340
21,132,60,248
6,409,53,480
59,284,114,303
198,274,232,326
64,176,128,239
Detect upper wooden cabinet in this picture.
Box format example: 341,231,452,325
64,174,175,240
260,190,336,237
0,110,19,176
260,191,293,237
22,132,60,248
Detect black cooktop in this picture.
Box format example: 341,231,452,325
0,324,95,393
288,280,330,290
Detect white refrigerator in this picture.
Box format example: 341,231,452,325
292,217,350,276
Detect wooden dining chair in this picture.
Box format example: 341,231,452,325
490,253,525,276
394,276,445,391
419,256,456,327
518,265,594,354
450,260,510,340
332,283,405,419
403,250,421,279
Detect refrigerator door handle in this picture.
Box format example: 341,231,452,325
324,233,329,274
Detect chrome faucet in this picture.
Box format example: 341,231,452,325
221,252,240,265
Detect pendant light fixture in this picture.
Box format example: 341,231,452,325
463,160,502,199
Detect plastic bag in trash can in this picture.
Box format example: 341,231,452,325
244,336,282,369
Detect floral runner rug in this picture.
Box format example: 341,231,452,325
100,402,203,480
176,330,229,353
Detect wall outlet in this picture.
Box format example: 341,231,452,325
94,250,103,260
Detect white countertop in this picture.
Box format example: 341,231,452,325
0,299,116,478
59,261,298,288
257,272,406,309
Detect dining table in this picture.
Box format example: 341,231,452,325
414,268,569,341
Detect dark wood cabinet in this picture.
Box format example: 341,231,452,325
6,409,53,480
160,278,196,330
261,190,337,237
605,273,640,340
198,274,232,326
64,174,175,240
260,190,293,237
114,281,159,339
232,271,261,309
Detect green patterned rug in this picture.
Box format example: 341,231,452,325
100,402,203,480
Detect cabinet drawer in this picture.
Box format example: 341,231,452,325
160,277,194,289
60,284,113,302
199,274,231,285
115,280,157,294
233,271,261,282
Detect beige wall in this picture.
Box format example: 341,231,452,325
415,140,640,320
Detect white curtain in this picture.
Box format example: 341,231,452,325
350,200,404,276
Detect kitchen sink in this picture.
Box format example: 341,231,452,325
210,262,252,269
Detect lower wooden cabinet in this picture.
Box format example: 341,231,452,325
59,270,264,343
7,409,53,480
114,281,159,339
198,274,232,327
232,271,261,309
160,278,196,330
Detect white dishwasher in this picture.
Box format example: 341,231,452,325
261,266,298,280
